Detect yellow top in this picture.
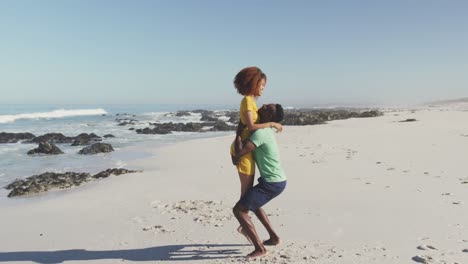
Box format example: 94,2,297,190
239,96,258,140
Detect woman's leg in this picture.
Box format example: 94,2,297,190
239,172,255,198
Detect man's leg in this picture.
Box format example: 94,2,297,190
233,202,267,258
236,172,255,244
254,208,280,245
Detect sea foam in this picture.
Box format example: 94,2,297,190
0,109,108,124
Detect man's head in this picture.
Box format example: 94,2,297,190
258,104,284,124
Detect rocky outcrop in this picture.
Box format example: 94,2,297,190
282,109,383,126
78,143,114,155
24,133,103,145
136,122,205,134
136,127,172,135
103,134,115,138
27,142,64,155
0,132,36,144
4,168,140,197
27,133,74,144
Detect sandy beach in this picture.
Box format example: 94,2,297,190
1,106,468,264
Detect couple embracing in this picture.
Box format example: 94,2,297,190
230,66,287,258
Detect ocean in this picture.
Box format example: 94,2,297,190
0,104,236,197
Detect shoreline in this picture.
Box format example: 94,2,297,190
0,106,467,263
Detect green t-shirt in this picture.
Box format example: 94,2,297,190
249,128,287,183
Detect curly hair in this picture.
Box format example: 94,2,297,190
233,66,267,96
274,104,284,123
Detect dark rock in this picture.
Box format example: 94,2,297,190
136,122,205,134
78,143,114,155
5,172,91,197
27,142,64,155
116,113,135,117
226,112,240,124
0,132,36,144
136,127,172,135
359,110,382,118
71,133,102,146
117,121,136,126
115,118,137,124
27,133,74,144
5,168,140,197
175,111,191,117
25,133,103,145
200,113,218,122
208,121,236,131
181,122,203,132
92,168,140,179
103,134,115,138
128,128,135,131
191,109,213,115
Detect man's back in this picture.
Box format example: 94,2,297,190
249,128,287,183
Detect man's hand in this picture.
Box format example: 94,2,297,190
236,121,246,136
232,136,243,165
231,155,239,166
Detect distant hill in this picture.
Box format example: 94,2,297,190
426,97,468,106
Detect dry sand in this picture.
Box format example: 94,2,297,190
1,106,468,263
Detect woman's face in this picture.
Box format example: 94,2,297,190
258,78,266,96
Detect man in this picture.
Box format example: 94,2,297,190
233,103,287,258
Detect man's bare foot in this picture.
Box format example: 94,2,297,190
237,226,253,245
263,237,280,246
246,248,267,258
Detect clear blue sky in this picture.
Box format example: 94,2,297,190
1,0,467,107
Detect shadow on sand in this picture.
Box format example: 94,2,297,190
0,244,246,263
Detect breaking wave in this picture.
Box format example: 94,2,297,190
0,109,108,124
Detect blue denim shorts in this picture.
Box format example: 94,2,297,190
239,177,287,212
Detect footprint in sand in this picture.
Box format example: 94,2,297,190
417,245,438,250
142,225,174,233
153,200,234,227
412,255,433,263
344,148,358,160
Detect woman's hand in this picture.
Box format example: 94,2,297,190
271,122,283,133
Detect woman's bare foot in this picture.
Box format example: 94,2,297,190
263,237,280,246
237,226,252,245
246,248,267,258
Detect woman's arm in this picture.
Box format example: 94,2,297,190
244,111,283,132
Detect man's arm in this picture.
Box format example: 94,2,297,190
233,136,257,165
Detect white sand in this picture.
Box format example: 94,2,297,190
1,106,468,264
